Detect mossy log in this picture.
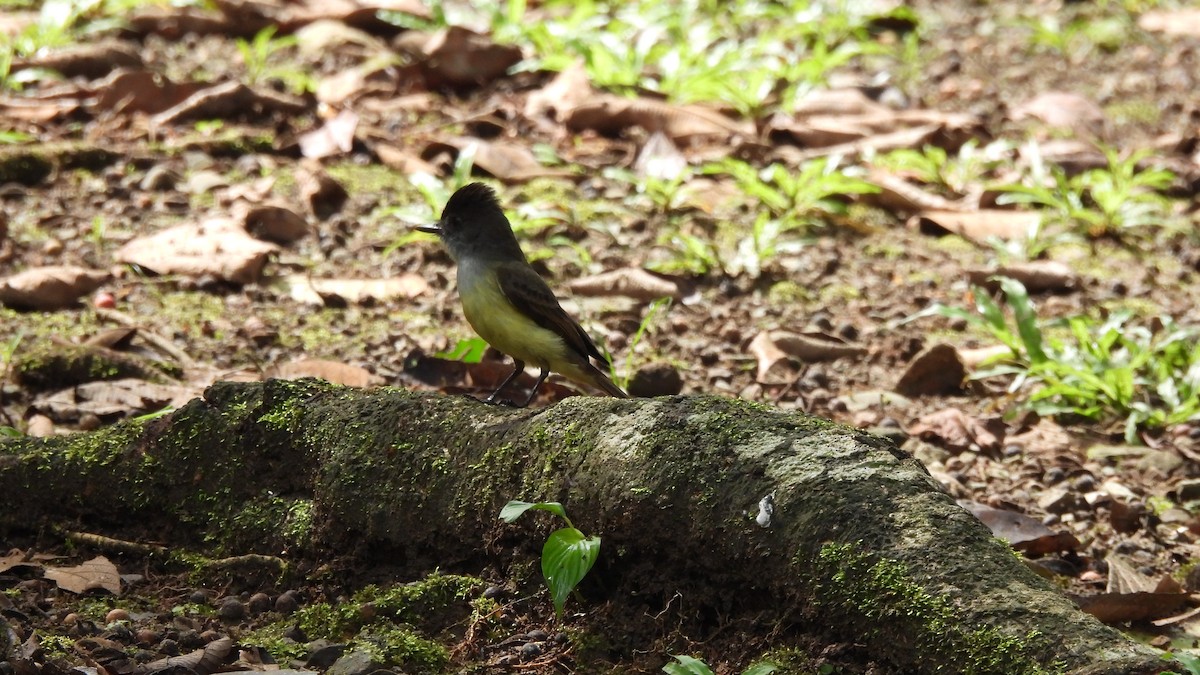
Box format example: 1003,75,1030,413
0,379,1172,674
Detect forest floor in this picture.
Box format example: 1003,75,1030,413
2,0,1200,673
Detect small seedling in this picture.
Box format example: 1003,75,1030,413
663,654,778,675
499,500,600,618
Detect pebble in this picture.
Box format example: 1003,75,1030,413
247,592,271,615
627,362,683,397
177,629,204,649
105,608,130,623
217,597,246,621
187,590,208,604
135,628,159,646
158,638,180,656
1178,478,1200,502
520,642,542,660
326,650,380,675
275,589,301,614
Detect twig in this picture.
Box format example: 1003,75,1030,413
94,307,196,368
61,529,169,556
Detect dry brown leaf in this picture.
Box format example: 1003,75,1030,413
35,379,194,421
565,268,684,302
374,143,440,175
134,636,233,675
441,137,570,182
767,331,868,361
397,26,522,87
92,70,208,115
1139,8,1200,35
792,88,892,117
524,60,593,122
0,95,82,122
866,168,968,213
894,343,966,396
0,265,109,310
151,81,309,126
126,6,235,38
299,108,359,159
267,359,380,387
908,408,1004,454
0,551,57,574
565,94,752,143
296,162,348,220
1073,591,1193,624
908,209,1040,243
748,331,793,383
1011,92,1105,137
13,41,141,79
115,218,278,284
966,261,1079,294
44,556,121,595
279,274,428,305
959,501,1079,555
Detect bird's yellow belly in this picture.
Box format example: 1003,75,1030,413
459,275,567,370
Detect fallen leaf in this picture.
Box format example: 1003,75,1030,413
398,26,522,87
267,359,380,387
116,218,279,284
0,266,109,310
565,268,685,302
894,343,966,396
296,162,348,220
44,556,121,595
1011,92,1105,137
151,81,309,126
91,70,208,115
966,261,1079,294
565,94,752,143
134,636,233,675
299,108,359,159
12,41,141,79
35,379,195,421
908,408,1004,454
634,131,688,181
959,501,1079,555
908,209,1041,243
279,274,429,306
524,60,593,122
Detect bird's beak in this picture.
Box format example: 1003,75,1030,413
415,223,441,235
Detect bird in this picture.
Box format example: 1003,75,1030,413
418,183,627,406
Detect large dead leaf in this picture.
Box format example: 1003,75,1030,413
116,218,278,283
135,636,233,675
91,70,208,115
395,26,522,87
749,331,867,382
960,501,1079,555
908,209,1041,243
966,261,1079,293
0,551,58,574
12,40,141,79
894,343,966,396
0,265,109,310
279,274,428,305
908,408,1004,454
565,268,685,302
151,81,309,126
267,359,380,387
428,137,570,182
44,555,121,595
35,379,195,421
525,60,593,122
565,94,752,143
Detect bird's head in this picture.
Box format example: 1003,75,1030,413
417,182,523,262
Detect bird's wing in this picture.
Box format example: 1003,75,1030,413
495,261,610,366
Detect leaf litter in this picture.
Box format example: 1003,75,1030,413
2,0,1200,670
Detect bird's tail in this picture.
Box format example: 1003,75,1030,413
563,360,628,398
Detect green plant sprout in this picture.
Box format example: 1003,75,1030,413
993,146,1174,240
499,500,600,618
435,337,489,363
613,297,671,390
663,654,778,675
906,277,1200,442
235,26,313,94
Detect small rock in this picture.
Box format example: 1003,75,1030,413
247,592,271,615
62,613,79,626
326,650,380,675
275,589,301,614
519,642,541,660
199,629,221,642
78,413,102,432
177,629,203,649
135,629,159,646
26,414,54,438
139,165,179,191
482,585,503,600
626,362,683,397
217,597,245,621
105,608,130,623
306,641,346,669
1038,487,1079,514
187,590,208,604
158,638,180,656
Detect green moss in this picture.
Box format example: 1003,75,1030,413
767,280,812,306
354,624,448,672
811,542,1061,675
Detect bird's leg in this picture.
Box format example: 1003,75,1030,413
520,369,551,408
485,360,526,405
